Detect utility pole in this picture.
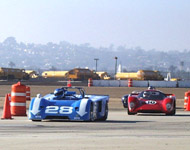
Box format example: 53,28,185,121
114,57,118,79
94,58,99,72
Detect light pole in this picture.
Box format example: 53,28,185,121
94,58,99,72
114,57,118,79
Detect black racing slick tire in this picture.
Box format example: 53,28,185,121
166,109,175,116
89,103,95,122
166,101,176,116
127,107,136,115
99,102,108,121
32,120,42,122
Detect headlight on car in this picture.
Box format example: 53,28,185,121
166,103,172,110
122,97,127,103
130,102,135,108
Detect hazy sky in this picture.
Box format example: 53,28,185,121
0,0,189,51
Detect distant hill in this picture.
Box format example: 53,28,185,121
0,37,190,74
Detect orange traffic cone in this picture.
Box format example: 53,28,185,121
67,79,72,87
186,96,190,111
8,93,11,102
1,94,13,119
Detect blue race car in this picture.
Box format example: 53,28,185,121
29,87,109,121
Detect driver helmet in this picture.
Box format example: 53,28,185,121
148,86,156,90
143,91,150,97
54,88,64,96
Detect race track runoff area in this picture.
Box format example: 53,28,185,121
0,110,190,150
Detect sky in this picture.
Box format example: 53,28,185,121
0,0,189,51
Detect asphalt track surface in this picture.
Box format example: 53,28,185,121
0,85,190,150
0,110,190,150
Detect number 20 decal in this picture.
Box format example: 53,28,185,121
45,106,73,114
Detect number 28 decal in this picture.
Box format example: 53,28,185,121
45,106,73,114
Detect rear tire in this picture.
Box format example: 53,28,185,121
89,103,95,122
99,102,108,121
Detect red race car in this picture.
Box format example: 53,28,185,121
127,89,176,115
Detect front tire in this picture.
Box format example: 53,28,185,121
127,107,136,115
32,120,41,122
166,101,176,116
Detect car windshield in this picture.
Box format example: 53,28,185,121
138,91,166,100
52,87,85,100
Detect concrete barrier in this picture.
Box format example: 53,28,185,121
100,80,110,87
133,81,149,87
119,80,128,87
110,80,120,87
93,80,109,87
93,80,190,88
93,80,148,87
92,80,100,86
149,81,177,88
93,80,120,87
178,81,190,88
